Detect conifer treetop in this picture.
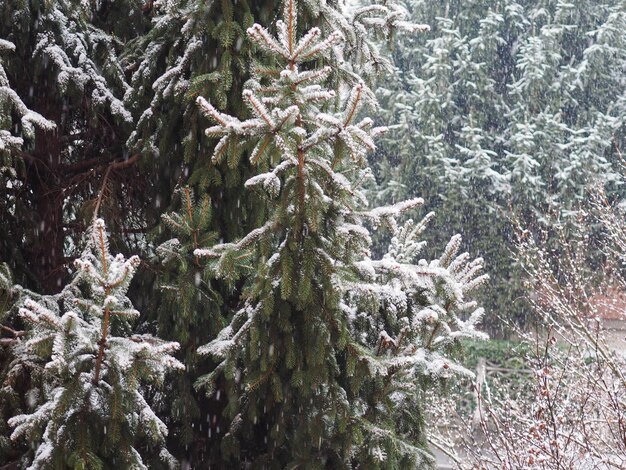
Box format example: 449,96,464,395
193,0,391,228
6,219,182,469
191,1,488,465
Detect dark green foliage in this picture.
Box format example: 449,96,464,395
152,187,228,460
0,0,145,294
191,1,487,466
461,339,533,370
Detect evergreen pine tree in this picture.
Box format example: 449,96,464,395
190,1,487,465
0,0,144,293
4,219,182,468
1,4,147,463
129,0,430,463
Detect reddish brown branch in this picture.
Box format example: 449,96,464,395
0,325,25,338
93,154,141,218
93,223,110,384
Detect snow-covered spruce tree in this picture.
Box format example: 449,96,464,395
122,0,428,248
126,0,428,463
4,219,182,469
0,0,144,293
0,5,149,459
192,1,487,466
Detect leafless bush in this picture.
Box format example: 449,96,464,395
427,170,626,469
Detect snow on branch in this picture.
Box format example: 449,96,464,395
6,218,181,467
359,198,424,229
194,219,277,259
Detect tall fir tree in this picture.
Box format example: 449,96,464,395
128,0,432,463
189,0,487,466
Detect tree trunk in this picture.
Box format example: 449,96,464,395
27,123,66,294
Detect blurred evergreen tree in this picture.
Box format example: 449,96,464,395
375,0,626,332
